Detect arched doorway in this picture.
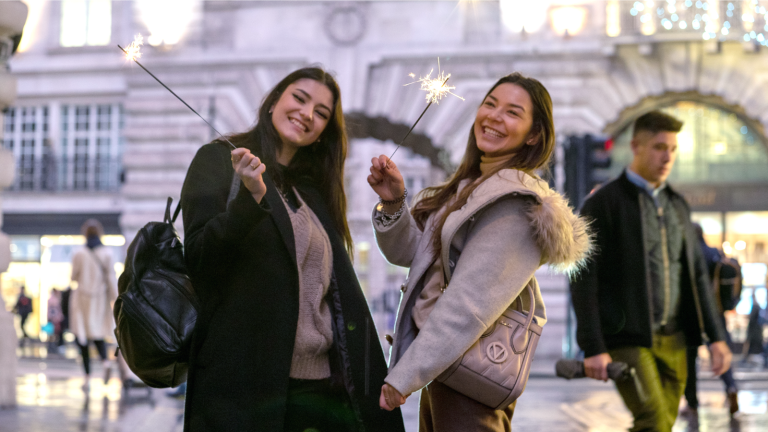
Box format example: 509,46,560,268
607,100,768,187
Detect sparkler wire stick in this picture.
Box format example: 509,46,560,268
387,77,450,165
118,44,237,150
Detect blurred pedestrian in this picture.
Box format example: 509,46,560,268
743,292,766,362
12,287,33,346
683,224,740,416
571,111,732,432
70,219,118,390
59,286,72,348
46,289,64,352
368,73,592,431
180,67,404,432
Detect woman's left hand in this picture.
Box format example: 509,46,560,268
379,383,407,411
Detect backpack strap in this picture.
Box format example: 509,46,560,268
86,247,111,293
167,172,240,224
227,171,241,204
713,261,723,312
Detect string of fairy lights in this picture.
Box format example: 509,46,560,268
628,0,768,45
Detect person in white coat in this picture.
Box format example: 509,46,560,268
70,219,118,389
368,73,593,431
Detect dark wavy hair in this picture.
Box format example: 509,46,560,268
412,72,556,254
225,67,353,254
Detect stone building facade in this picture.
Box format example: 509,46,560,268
4,0,768,358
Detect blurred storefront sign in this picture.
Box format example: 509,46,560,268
676,184,768,211
1,213,121,236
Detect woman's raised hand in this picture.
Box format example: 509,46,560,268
231,148,267,204
367,155,405,204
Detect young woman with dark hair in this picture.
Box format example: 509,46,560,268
368,73,592,431
181,67,404,432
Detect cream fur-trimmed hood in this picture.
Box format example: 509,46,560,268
442,169,593,275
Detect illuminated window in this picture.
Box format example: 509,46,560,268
609,102,768,184
355,241,371,274
60,0,111,47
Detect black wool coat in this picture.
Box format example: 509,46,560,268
570,171,726,358
180,142,404,432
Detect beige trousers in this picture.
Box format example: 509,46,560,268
418,380,517,432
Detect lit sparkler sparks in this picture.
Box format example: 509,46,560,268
387,59,463,164
124,34,143,62
404,58,465,104
118,36,236,149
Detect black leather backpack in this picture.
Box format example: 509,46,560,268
115,174,239,388
114,198,198,388
714,257,742,312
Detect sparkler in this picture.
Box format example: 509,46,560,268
404,58,464,104
388,59,463,163
118,35,236,149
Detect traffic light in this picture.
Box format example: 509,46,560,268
564,134,612,207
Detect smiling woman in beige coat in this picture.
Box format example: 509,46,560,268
367,73,592,431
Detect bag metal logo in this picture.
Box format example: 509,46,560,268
486,342,508,363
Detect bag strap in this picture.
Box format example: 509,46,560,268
86,247,111,291
713,260,723,312
166,172,241,224
446,234,536,327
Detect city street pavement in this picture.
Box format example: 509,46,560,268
2,354,768,431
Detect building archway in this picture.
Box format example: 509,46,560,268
603,92,768,150
345,112,452,172
606,97,768,190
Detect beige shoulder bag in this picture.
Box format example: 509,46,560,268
435,246,542,410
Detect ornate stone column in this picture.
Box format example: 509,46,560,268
0,0,28,409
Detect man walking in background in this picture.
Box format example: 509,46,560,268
570,111,732,432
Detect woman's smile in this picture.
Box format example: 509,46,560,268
481,126,506,140
289,117,309,132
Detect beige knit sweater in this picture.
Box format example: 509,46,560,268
281,190,334,379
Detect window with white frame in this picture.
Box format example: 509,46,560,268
60,0,112,47
60,104,123,191
2,103,123,192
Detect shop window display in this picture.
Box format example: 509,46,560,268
0,235,124,341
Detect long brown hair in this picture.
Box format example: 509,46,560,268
412,72,555,254
225,67,353,254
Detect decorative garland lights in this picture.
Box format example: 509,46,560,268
625,0,768,45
